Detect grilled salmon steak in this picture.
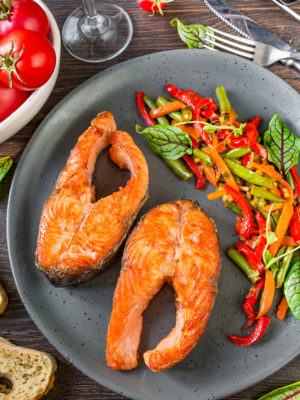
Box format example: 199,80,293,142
36,111,149,285
106,199,221,372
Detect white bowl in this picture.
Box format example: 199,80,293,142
0,0,61,144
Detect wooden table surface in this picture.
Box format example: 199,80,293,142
0,0,299,399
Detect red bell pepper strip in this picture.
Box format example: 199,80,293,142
185,89,219,120
224,184,253,238
250,142,268,159
255,211,267,260
136,91,156,126
289,205,300,243
182,154,206,190
290,166,300,203
242,277,265,330
184,89,202,102
193,99,214,144
236,242,265,275
249,115,261,128
244,122,259,141
202,108,219,121
228,123,258,148
165,84,198,109
217,129,232,141
192,138,200,148
229,137,253,148
242,153,252,167
228,316,271,346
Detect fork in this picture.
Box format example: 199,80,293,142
204,27,300,67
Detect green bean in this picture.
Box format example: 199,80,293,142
286,170,295,190
156,96,182,122
225,201,243,215
143,95,169,125
193,149,214,166
216,86,231,120
224,147,251,159
271,246,286,280
227,247,260,283
163,159,193,180
272,211,280,225
225,159,274,188
276,246,294,288
142,97,191,180
250,185,285,202
255,203,277,231
181,107,193,122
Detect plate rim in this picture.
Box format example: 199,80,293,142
7,48,300,400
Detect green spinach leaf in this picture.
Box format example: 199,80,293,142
257,380,300,399
284,252,300,320
137,124,193,160
0,156,13,182
264,113,300,175
170,18,213,49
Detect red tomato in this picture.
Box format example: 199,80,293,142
0,0,49,39
0,29,56,91
0,82,31,122
137,0,172,14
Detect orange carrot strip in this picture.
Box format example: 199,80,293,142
208,146,240,191
281,236,298,247
171,120,200,140
199,160,218,187
276,296,289,320
256,270,275,319
207,189,225,200
149,101,186,119
270,186,282,197
211,131,219,147
280,179,294,200
228,108,236,125
216,141,227,153
262,203,285,212
269,197,294,257
215,170,222,183
248,161,283,180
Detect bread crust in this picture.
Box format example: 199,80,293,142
0,337,57,400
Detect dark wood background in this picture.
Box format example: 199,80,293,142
0,0,299,399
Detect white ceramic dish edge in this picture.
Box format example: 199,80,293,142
0,0,61,144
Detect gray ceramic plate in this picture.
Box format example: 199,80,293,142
7,50,300,400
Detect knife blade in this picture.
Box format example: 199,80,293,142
203,0,300,71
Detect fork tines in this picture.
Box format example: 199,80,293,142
205,27,256,59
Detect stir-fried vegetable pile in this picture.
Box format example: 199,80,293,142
136,84,300,346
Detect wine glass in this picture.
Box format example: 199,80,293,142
62,0,133,63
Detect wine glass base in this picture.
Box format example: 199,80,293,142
62,2,133,63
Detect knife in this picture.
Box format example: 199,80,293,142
271,0,300,23
203,0,300,72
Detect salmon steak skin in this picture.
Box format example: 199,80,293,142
106,199,221,372
35,111,149,285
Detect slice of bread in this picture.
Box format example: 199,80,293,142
0,337,57,400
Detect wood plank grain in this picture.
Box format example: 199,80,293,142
0,0,299,399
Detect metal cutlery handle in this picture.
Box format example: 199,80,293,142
283,58,300,71
288,52,300,61
271,0,300,22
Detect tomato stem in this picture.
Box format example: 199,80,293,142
0,41,26,88
0,0,11,20
150,0,174,15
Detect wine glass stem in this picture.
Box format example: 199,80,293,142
80,0,108,37
82,0,97,19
